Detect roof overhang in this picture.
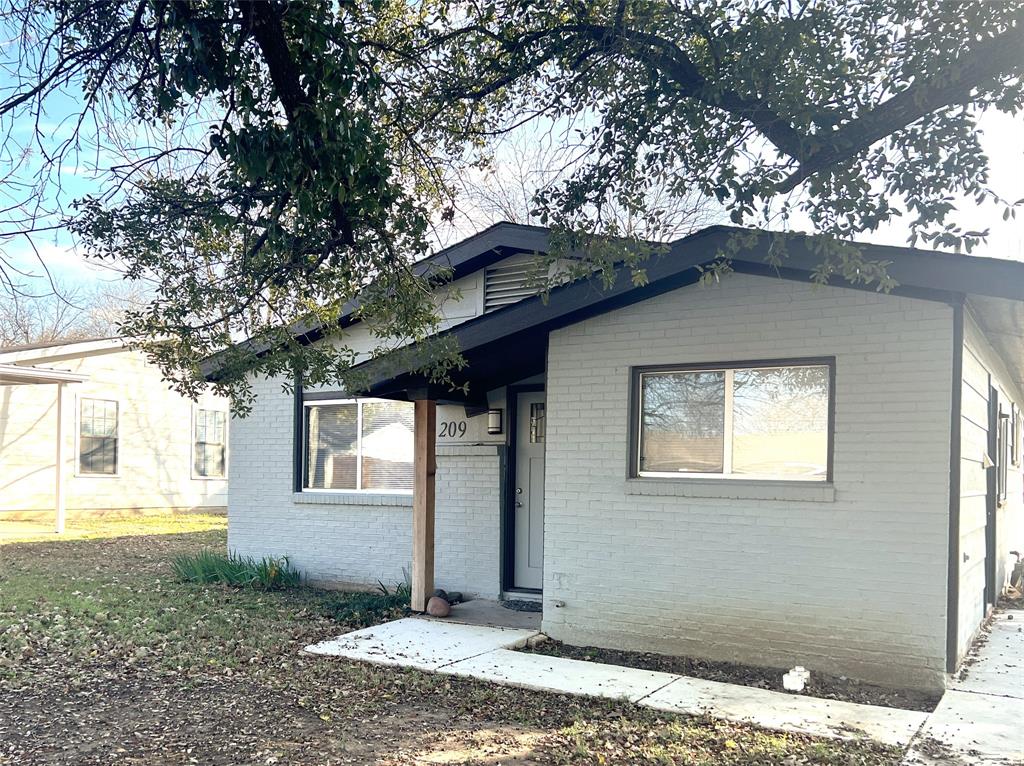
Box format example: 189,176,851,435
348,226,1024,402
0,364,89,385
201,222,553,379
0,337,125,365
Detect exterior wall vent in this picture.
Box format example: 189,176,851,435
483,255,545,313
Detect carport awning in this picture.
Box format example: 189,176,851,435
0,363,88,535
0,363,88,385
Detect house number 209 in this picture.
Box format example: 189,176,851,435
438,421,467,438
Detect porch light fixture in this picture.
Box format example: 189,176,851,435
487,409,503,435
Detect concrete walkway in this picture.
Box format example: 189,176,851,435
305,617,928,748
903,608,1024,765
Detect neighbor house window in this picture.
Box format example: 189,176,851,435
633,360,832,481
304,399,414,492
194,409,227,478
79,398,118,475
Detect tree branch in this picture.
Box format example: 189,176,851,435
777,10,1024,191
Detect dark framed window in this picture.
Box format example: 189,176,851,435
630,359,834,481
79,398,118,475
303,399,414,492
194,409,227,478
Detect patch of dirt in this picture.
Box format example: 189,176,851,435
521,641,941,712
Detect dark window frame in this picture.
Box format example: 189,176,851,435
78,397,119,476
628,357,836,482
301,397,415,493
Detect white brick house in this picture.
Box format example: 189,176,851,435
0,337,229,527
211,223,1024,691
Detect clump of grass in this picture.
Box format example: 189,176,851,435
321,581,410,628
173,549,301,590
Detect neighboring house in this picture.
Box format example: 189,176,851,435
209,223,1024,692
0,337,229,525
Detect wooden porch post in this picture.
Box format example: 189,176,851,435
411,399,436,612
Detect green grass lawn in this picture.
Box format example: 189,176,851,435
0,512,227,544
0,520,903,765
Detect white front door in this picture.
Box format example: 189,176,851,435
513,391,545,590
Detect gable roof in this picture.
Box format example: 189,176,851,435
202,222,552,371
200,223,1024,396
344,225,1024,403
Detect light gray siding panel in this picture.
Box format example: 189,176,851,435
956,312,1024,662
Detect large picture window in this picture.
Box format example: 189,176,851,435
633,360,833,481
304,399,414,492
194,409,227,478
79,398,119,475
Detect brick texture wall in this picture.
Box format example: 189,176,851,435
542,273,954,690
227,374,501,597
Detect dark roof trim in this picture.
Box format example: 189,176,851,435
203,223,1024,383
351,225,1024,400
201,222,549,377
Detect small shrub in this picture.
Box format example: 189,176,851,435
321,581,410,628
173,550,301,590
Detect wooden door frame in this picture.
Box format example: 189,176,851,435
502,383,545,593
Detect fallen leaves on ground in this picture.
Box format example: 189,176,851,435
0,521,903,765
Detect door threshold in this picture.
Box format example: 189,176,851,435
502,589,542,602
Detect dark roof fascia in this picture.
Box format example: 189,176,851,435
200,222,551,380
204,223,1024,382
352,225,1024,398
310,222,552,340
724,226,1024,303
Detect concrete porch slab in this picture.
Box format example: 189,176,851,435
304,618,539,671
424,599,542,631
641,675,928,748
439,648,679,702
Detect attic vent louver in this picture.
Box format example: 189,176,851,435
483,255,545,313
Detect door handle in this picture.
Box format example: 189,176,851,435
515,501,523,507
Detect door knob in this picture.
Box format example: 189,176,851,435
516,501,523,507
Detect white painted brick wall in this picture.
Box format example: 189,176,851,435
542,274,954,690
227,374,501,597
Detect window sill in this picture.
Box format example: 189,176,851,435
292,491,413,507
625,479,835,503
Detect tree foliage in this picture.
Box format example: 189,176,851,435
0,1,1021,408
432,0,1023,276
